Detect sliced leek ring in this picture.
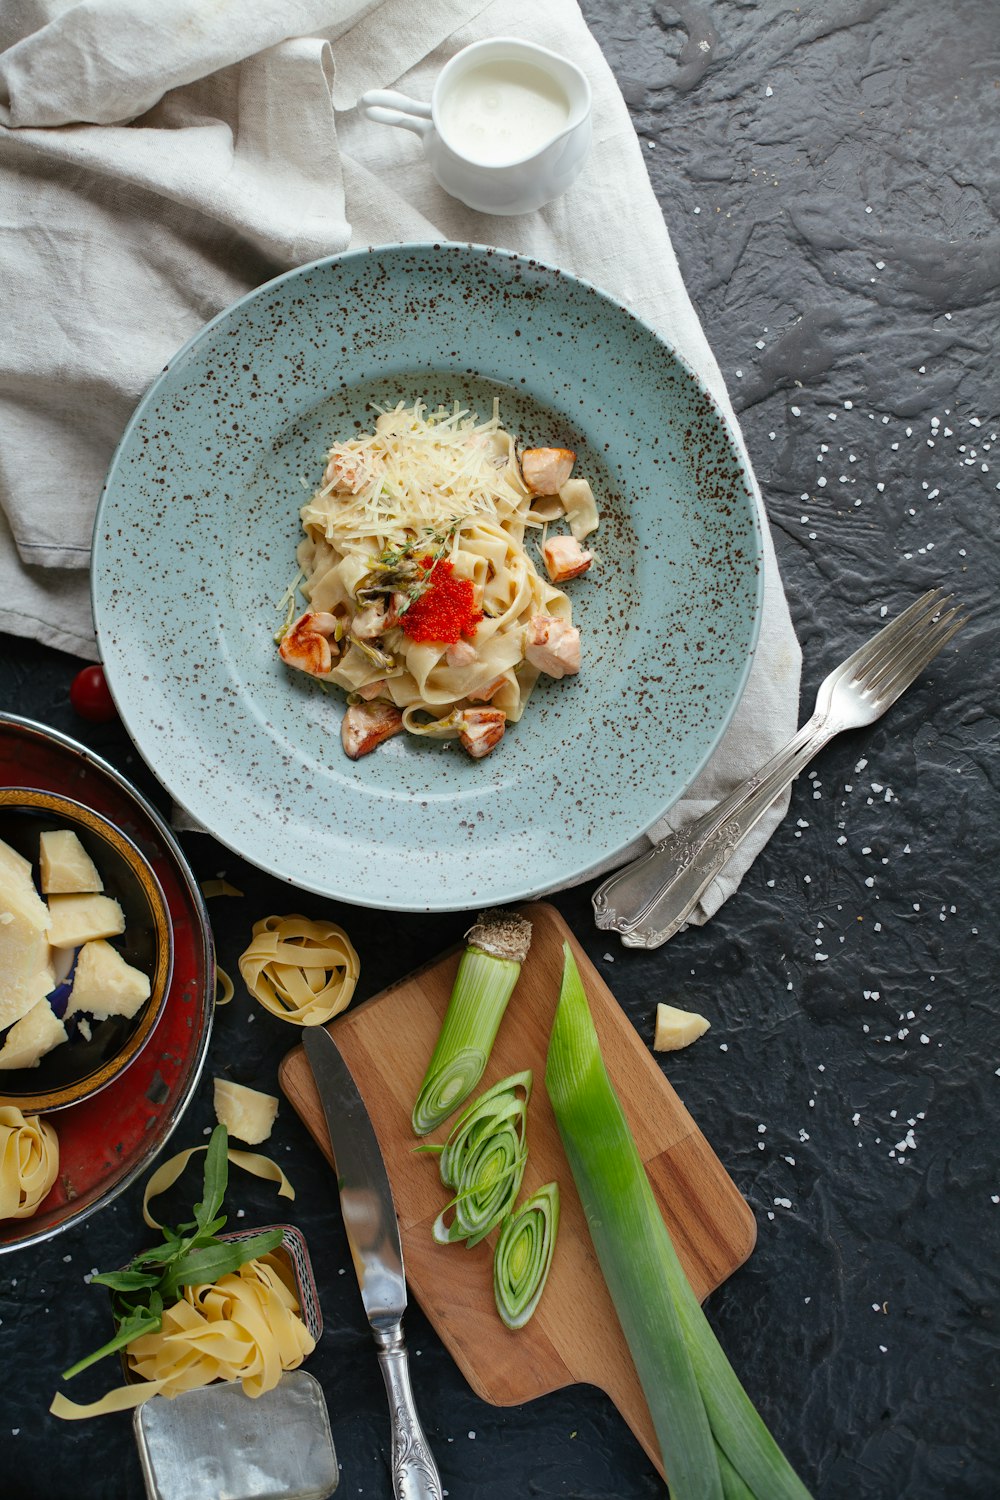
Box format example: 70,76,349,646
430,1071,531,1249
493,1181,559,1331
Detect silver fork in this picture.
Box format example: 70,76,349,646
593,588,967,949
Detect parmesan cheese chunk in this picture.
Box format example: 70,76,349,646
213,1078,280,1145
0,836,53,1031
47,893,125,949
0,998,68,1070
39,830,104,895
65,939,150,1021
0,837,35,888
653,1002,711,1053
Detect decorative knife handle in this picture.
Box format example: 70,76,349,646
376,1328,443,1500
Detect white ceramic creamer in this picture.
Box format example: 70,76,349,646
361,38,592,216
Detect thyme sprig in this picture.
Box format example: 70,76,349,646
61,1126,284,1382
357,522,461,616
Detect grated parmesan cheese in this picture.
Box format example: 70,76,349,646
301,400,530,546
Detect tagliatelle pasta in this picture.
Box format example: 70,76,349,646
238,915,360,1026
141,1139,294,1231
0,1104,59,1219
201,878,245,899
279,399,594,761
215,960,236,1008
128,1253,315,1397
50,1254,314,1419
51,1135,304,1422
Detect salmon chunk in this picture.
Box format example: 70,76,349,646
525,616,581,679
458,708,506,759
341,701,404,759
468,674,507,703
542,535,593,583
520,447,575,496
446,640,479,669
279,611,339,677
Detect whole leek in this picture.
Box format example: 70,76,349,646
546,946,812,1500
412,910,531,1135
428,1071,531,1248
493,1180,559,1331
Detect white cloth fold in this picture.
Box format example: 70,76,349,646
0,0,801,920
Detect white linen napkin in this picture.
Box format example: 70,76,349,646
0,0,801,920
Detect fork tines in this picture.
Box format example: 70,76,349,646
864,588,968,702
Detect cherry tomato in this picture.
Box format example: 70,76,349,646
70,664,118,723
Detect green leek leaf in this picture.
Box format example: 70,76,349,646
546,945,813,1500
546,946,721,1499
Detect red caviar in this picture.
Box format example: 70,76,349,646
402,559,482,645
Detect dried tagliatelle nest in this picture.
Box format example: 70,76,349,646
0,1104,59,1220
126,1253,315,1398
238,915,360,1026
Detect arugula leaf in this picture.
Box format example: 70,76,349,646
63,1125,286,1383
91,1269,163,1294
193,1125,229,1234
61,1303,162,1381
159,1230,285,1302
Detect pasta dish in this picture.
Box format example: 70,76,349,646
278,400,598,760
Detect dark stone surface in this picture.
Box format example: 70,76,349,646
1,3,997,1497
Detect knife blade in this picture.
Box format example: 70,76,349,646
303,1026,443,1500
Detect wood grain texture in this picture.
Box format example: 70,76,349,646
279,901,756,1476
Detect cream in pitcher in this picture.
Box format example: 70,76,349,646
437,57,572,166
361,38,592,215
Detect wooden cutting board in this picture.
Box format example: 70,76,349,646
279,901,755,1477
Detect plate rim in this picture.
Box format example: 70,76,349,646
91,241,765,913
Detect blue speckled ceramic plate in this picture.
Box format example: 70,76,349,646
92,244,762,913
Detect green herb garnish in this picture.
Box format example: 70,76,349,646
355,522,462,616
61,1126,284,1383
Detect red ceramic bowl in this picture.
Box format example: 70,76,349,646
0,714,214,1256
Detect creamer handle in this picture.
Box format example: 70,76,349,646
361,89,433,137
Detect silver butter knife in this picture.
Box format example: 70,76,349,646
303,1027,443,1500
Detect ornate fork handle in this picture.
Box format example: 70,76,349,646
376,1327,443,1500
593,708,840,949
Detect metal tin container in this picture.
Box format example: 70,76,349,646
133,1369,338,1500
